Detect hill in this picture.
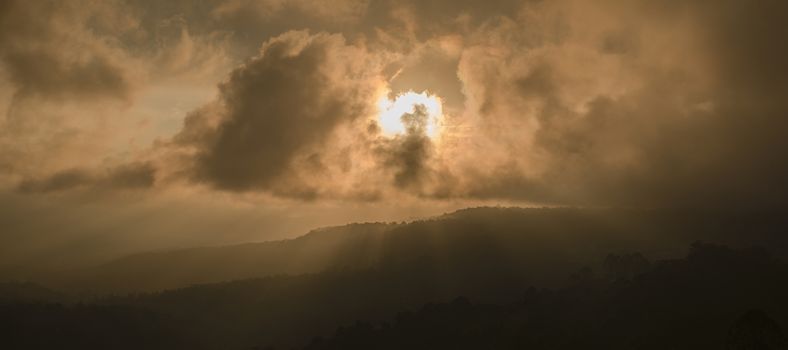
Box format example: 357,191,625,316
3,242,787,349
50,207,788,293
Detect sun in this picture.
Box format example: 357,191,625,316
376,90,444,138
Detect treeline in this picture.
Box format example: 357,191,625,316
2,242,788,349
304,242,788,349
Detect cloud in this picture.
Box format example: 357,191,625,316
212,0,369,24
174,31,384,193
0,0,139,101
148,0,788,208
445,0,788,207
378,105,434,190
4,0,787,209
17,162,156,193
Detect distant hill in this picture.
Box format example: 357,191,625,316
50,207,788,293
59,222,391,293
0,282,66,303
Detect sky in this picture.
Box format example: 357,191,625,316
1,0,787,269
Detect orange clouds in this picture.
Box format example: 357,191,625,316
169,31,385,197
1,0,787,208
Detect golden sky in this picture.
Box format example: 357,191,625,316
1,0,787,266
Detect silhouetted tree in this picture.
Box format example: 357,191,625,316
727,310,787,350
603,252,650,281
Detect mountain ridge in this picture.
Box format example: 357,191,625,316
37,207,788,293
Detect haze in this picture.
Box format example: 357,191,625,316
1,1,788,349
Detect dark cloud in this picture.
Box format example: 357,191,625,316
379,105,434,190
16,169,94,194
176,31,381,192
17,163,156,194
0,1,136,101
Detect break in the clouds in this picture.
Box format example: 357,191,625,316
2,0,788,208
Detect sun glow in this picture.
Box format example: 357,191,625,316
377,90,444,137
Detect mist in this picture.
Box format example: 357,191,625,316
2,0,788,349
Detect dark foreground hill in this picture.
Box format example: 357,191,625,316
2,242,788,349
4,207,788,348
305,243,788,350
51,207,788,293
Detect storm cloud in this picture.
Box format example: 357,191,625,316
172,31,384,195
